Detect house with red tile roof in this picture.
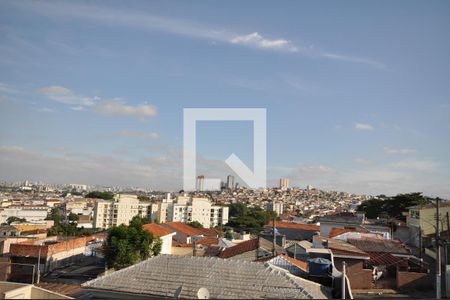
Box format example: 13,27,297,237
265,221,320,241
160,222,221,245
143,223,176,254
328,228,383,241
217,238,259,260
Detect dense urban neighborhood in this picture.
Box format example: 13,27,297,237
0,179,446,298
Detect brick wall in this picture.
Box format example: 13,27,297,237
10,235,100,258
397,270,432,290
0,256,10,281
334,257,373,289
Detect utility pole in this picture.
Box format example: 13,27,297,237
436,197,441,299
36,246,41,284
446,212,450,266
342,261,346,299
272,216,276,256
419,226,423,260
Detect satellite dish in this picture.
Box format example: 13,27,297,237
197,287,210,299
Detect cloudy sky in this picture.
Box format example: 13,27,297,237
0,1,449,197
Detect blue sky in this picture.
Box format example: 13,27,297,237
0,0,449,197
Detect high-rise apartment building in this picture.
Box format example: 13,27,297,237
267,201,284,216
171,197,228,228
196,175,205,192
279,178,289,190
94,194,229,229
226,175,235,190
93,194,151,229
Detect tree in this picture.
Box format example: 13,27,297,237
103,216,161,270
68,213,79,223
45,207,61,224
226,203,277,233
229,203,248,218
6,216,26,225
356,198,385,219
138,195,151,202
85,191,114,200
188,221,203,229
46,207,95,237
357,192,432,221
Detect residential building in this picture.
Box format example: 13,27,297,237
406,202,450,247
152,196,228,228
266,221,320,242
267,201,284,216
196,175,204,192
319,213,391,239
161,222,220,245
93,194,151,229
226,175,235,190
0,281,71,299
82,255,332,299
9,234,104,283
171,197,228,228
142,223,176,254
280,178,289,190
0,206,48,224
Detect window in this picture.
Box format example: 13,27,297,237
410,210,420,219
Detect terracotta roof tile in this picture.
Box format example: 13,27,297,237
347,238,411,255
162,222,202,236
328,228,370,238
281,254,309,272
266,221,319,231
196,237,219,246
143,223,174,238
218,238,258,258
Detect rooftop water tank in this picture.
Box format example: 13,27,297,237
308,257,331,276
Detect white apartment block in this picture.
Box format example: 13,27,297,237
94,194,229,229
93,194,151,229
171,196,228,228
267,201,284,216
149,196,228,228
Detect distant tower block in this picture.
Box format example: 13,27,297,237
226,175,235,191
279,178,289,190
196,175,205,192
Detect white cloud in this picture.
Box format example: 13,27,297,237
0,82,19,94
10,1,386,69
93,100,157,120
289,164,337,181
0,146,25,153
117,130,160,140
39,86,96,106
321,53,387,70
392,160,438,171
355,123,374,130
39,85,158,120
230,32,299,52
383,147,417,155
36,107,55,113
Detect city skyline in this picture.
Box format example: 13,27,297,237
1,1,450,197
